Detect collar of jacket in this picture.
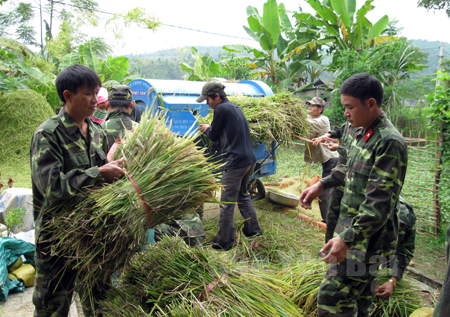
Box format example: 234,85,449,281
58,107,97,136
357,112,387,142
219,97,229,105
107,108,132,120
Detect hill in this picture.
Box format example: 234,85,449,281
126,40,450,80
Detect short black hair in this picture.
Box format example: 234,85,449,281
208,90,227,100
109,99,133,109
339,73,383,108
55,64,102,104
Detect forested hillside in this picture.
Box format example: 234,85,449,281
126,40,450,80
410,40,450,76
127,46,246,80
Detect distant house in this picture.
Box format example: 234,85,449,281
295,78,334,108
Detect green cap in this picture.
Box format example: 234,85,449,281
196,81,225,103
108,85,133,101
306,97,326,108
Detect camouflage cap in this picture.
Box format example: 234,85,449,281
196,81,225,103
108,85,133,101
307,96,326,108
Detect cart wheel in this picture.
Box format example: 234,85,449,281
248,179,265,201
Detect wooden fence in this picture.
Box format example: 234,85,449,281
401,131,441,237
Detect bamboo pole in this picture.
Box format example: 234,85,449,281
434,125,443,234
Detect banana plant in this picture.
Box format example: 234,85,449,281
59,43,137,84
291,0,389,62
179,47,221,81
223,0,292,85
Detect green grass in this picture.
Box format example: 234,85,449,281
0,157,31,191
267,142,322,182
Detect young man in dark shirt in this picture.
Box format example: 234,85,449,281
198,81,263,251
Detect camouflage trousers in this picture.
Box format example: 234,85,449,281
33,234,107,317
155,212,206,247
318,255,377,317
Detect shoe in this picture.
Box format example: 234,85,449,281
211,243,231,252
246,231,263,238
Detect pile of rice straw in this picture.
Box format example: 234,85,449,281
100,236,304,316
198,92,309,144
45,112,221,298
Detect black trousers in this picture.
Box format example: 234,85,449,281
212,163,263,250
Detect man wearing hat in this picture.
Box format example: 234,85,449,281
304,97,339,222
101,85,138,149
197,80,263,251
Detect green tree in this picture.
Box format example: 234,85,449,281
418,0,450,17
0,2,37,46
219,53,253,81
324,39,427,126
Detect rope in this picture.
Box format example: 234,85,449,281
127,173,153,228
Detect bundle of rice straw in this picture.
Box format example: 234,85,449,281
198,92,308,144
45,112,221,297
277,261,326,317
100,236,304,317
370,278,427,317
277,261,427,317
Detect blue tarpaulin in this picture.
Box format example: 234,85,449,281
0,237,34,301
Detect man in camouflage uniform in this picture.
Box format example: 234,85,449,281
100,85,139,149
376,195,416,298
154,210,206,247
313,122,357,243
300,73,408,317
31,64,125,317
318,125,417,299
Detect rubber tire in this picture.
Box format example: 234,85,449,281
248,178,265,201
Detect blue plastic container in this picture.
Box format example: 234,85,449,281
127,79,277,197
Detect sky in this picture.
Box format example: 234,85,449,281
6,0,450,56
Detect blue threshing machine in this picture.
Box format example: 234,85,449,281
127,79,277,200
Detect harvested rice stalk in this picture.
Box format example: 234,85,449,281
100,236,304,317
45,112,221,298
277,261,428,317
370,278,427,317
277,261,326,317
197,92,308,145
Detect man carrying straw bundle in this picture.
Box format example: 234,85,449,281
30,64,125,317
300,73,408,316
197,80,263,251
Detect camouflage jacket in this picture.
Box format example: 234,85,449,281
100,109,138,149
30,107,109,236
389,195,416,280
325,122,357,242
321,113,408,263
155,212,206,246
